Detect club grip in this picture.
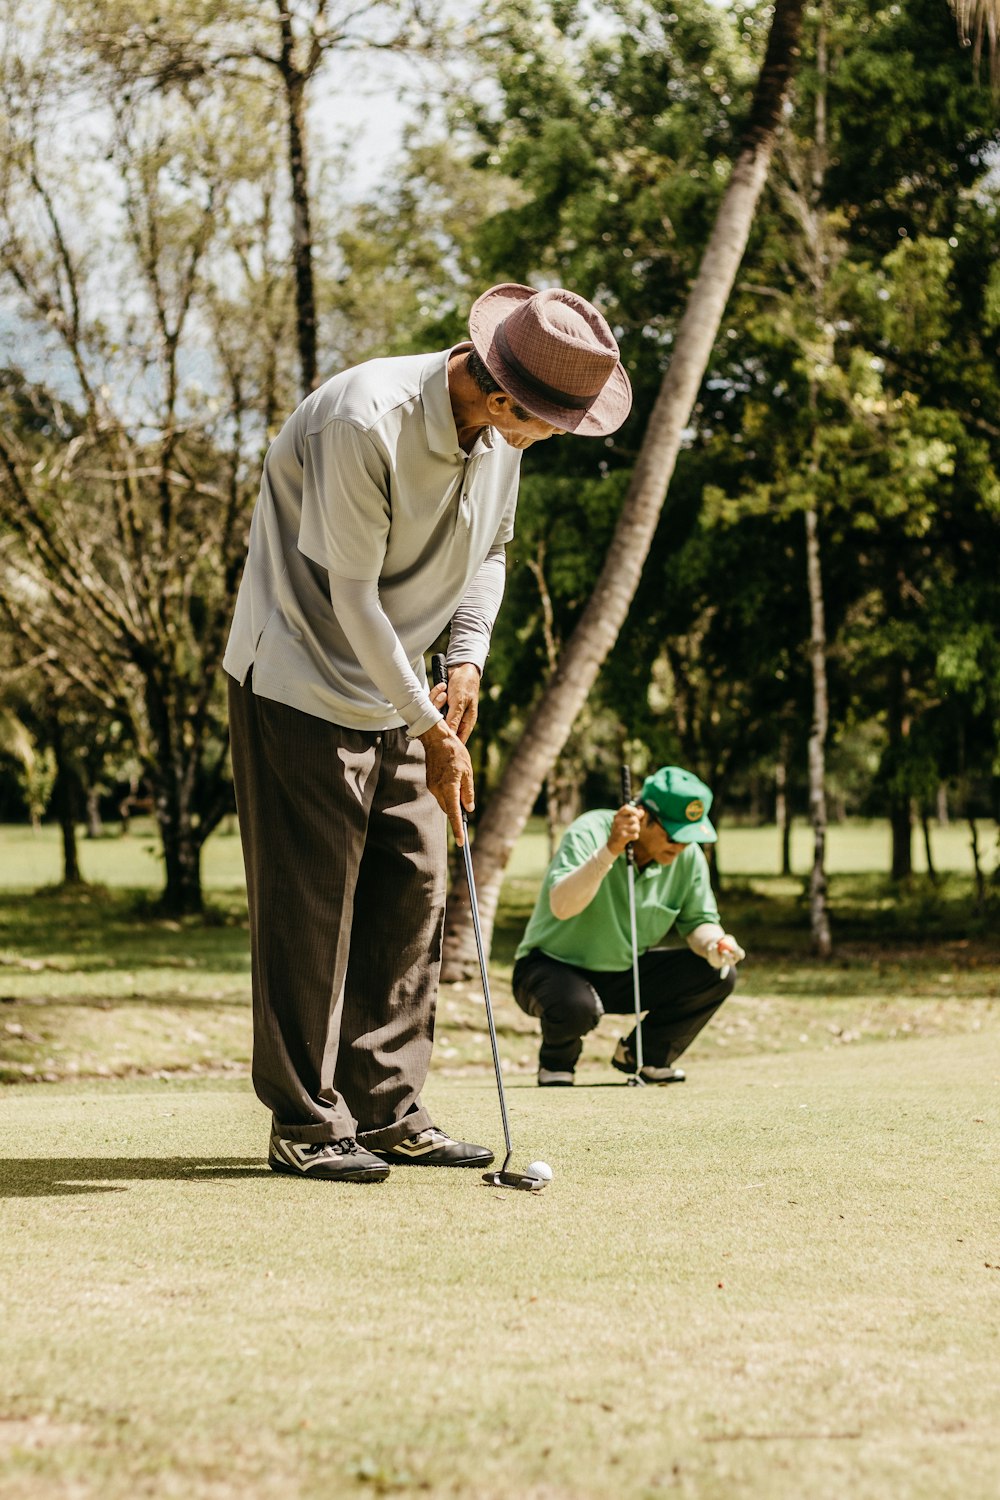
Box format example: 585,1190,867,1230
620,763,635,866
620,765,632,804
431,653,447,688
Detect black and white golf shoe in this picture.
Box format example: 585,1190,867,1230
372,1127,494,1168
268,1128,390,1182
537,1067,575,1087
611,1038,686,1085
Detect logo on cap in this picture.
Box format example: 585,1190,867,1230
685,800,704,821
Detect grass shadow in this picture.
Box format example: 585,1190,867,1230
0,1156,267,1197
0,886,251,975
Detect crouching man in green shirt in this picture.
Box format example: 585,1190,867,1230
512,766,746,1086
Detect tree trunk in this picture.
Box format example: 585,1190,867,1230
887,662,913,881
802,4,832,959
144,677,206,915
440,0,807,976
707,825,722,898
278,11,318,396
85,783,103,839
749,772,763,825
936,782,949,825
775,735,792,875
968,816,984,904
52,760,81,886
59,800,81,885
921,810,938,884
805,505,832,957
890,799,913,880
156,784,204,915
50,718,82,886
528,547,564,861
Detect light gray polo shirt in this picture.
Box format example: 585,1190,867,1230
223,346,521,733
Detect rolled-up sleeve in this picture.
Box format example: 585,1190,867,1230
297,419,390,581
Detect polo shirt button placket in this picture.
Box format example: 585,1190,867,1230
458,454,479,528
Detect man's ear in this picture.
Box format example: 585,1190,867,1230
485,391,511,419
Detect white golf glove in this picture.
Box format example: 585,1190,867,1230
705,934,745,969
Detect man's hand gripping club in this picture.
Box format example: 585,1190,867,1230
606,802,643,857
422,657,480,845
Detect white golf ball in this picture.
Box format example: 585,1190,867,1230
527,1160,553,1182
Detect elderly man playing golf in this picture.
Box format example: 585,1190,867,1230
513,766,746,1086
224,283,632,1181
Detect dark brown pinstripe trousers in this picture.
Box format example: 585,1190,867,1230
228,674,445,1150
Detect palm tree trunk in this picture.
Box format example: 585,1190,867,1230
441,0,807,977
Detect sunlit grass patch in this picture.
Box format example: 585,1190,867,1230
1,1036,998,1499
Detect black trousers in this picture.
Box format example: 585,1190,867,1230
228,674,445,1149
512,947,735,1072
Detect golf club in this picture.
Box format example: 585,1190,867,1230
431,655,549,1192
621,764,646,1087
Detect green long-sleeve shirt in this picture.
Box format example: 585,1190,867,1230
515,810,720,972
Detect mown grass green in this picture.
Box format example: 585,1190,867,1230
1,821,998,1497
2,1035,999,1500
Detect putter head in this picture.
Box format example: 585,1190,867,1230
483,1169,547,1192
626,1074,646,1088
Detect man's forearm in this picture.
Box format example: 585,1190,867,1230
329,573,440,736
549,845,617,919
685,922,726,958
447,545,506,671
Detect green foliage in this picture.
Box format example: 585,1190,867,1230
4,0,1000,881
14,746,56,826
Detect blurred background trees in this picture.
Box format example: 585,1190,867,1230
0,0,997,938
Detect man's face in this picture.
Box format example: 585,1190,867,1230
638,811,688,866
486,392,565,449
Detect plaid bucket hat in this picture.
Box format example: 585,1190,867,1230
468,283,633,436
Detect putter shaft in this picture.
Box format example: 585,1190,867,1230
621,764,645,1080
432,653,517,1176
462,823,514,1170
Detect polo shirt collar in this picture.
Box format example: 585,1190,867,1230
421,342,495,458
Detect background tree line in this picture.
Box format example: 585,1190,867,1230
1,0,997,954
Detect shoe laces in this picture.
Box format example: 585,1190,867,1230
305,1138,359,1158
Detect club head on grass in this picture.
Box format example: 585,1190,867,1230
483,1169,549,1192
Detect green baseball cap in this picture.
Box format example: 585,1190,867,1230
637,766,717,844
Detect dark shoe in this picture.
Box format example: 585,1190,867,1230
538,1067,575,1087
611,1038,686,1085
373,1127,494,1168
269,1128,390,1182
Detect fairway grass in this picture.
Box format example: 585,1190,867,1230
2,1033,998,1500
